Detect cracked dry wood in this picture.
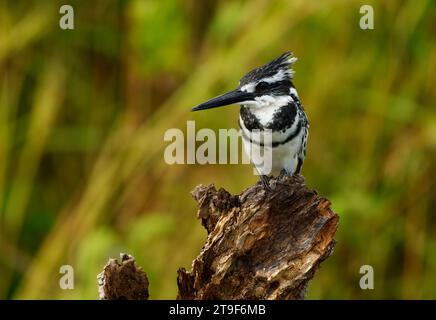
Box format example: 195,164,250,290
177,174,339,300
97,253,149,300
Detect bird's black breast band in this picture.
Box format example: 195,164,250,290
239,120,303,147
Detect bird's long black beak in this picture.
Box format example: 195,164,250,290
192,89,254,111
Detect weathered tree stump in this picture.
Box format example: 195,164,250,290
97,253,149,300
97,175,338,300
177,174,339,300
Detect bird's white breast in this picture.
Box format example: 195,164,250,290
240,126,304,177
238,93,304,177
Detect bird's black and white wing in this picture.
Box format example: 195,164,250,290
291,92,309,174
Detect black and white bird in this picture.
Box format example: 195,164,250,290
192,52,309,189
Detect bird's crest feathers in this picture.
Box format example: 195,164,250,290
240,52,297,86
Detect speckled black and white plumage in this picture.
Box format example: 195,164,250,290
240,52,296,87
238,52,309,177
191,51,309,185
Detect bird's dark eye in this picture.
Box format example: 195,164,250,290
256,81,269,90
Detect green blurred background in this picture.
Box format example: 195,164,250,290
0,0,435,299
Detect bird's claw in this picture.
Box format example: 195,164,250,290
279,169,288,177
260,175,271,191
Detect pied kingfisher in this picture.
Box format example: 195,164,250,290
192,52,309,189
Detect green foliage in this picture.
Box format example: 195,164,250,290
0,0,435,299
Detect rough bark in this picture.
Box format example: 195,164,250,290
177,174,339,300
97,175,338,300
97,253,149,300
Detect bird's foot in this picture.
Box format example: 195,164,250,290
278,169,293,182
279,169,288,177
260,175,271,191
